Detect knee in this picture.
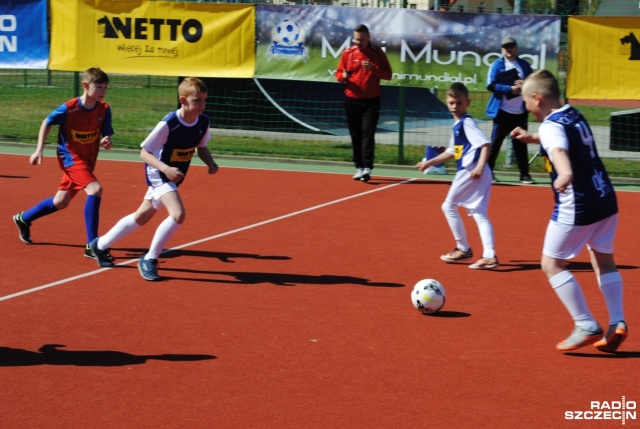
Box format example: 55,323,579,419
54,200,70,210
171,211,186,225
541,256,566,279
441,201,455,216
84,181,103,197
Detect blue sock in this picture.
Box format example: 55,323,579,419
22,197,58,223
426,146,444,167
85,195,101,243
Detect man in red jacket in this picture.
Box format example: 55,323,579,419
336,24,393,182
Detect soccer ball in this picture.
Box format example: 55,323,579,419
412,279,446,314
275,19,302,46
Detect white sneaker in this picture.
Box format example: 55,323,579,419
360,168,371,182
424,165,446,175
352,168,364,180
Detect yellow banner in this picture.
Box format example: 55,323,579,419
49,0,255,77
567,17,640,99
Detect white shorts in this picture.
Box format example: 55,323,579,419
542,214,618,260
144,182,178,210
445,167,492,214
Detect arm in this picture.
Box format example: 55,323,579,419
371,49,393,81
100,106,114,150
486,61,518,96
416,151,454,171
510,127,540,144
470,144,491,179
335,51,350,83
197,146,219,175
549,147,573,193
101,135,113,150
30,119,52,165
140,148,185,183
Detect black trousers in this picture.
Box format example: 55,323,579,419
488,110,530,178
344,96,380,170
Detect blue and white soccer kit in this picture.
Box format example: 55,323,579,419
442,114,496,258
444,114,493,213
142,110,211,189
539,104,618,259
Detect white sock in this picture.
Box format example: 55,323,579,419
441,201,469,252
472,211,496,258
145,217,181,260
598,271,625,325
549,270,599,331
98,214,140,250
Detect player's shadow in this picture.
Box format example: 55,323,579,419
564,351,640,359
362,177,415,185
115,248,292,264
0,344,216,367
563,261,639,271
0,174,30,179
33,242,86,251
492,261,639,273
31,244,291,265
365,179,451,186
470,260,540,272
404,180,453,186
159,249,292,263
158,268,404,287
360,177,456,186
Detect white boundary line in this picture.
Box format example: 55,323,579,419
0,178,416,302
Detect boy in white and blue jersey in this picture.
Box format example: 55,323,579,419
89,77,219,281
417,83,498,270
511,70,627,352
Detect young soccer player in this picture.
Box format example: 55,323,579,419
89,77,218,281
510,70,627,352
13,67,114,261
416,83,498,270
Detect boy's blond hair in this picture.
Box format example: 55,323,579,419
522,69,560,101
179,77,208,97
83,67,109,85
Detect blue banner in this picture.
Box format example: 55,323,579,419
0,0,48,69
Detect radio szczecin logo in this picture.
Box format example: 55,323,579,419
565,397,636,425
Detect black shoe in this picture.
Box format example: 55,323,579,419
520,174,535,184
86,238,114,267
13,213,32,244
491,173,500,183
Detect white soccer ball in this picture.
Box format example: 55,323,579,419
412,279,446,314
275,19,302,46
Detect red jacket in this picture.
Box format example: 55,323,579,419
335,44,393,99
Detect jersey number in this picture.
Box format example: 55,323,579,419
575,121,595,158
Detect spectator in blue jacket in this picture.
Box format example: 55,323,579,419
486,36,534,184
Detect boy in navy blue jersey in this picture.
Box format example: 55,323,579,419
89,77,218,281
417,83,498,270
511,70,627,352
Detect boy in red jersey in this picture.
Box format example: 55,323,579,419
13,67,114,261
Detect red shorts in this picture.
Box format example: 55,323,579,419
58,164,97,195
